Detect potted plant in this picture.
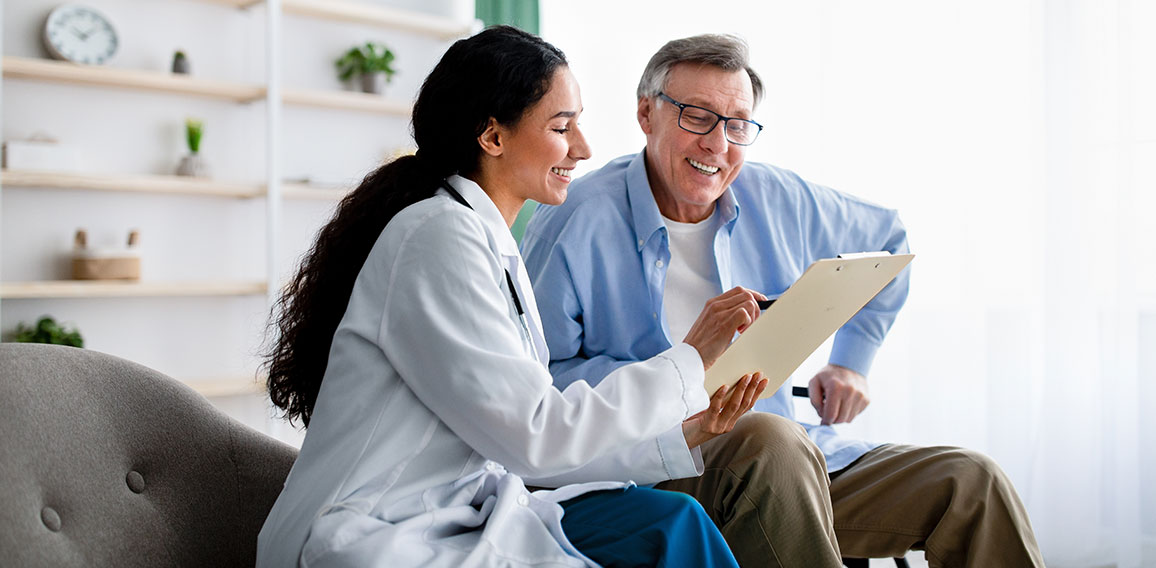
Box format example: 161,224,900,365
335,42,396,95
172,50,190,74
176,118,208,177
12,316,84,348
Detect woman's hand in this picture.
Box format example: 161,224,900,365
682,372,768,449
682,287,767,370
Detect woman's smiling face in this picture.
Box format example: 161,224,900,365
482,67,592,224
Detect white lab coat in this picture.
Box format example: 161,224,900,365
257,176,711,568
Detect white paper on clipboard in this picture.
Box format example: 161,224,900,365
704,252,914,399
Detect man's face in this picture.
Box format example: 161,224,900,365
638,63,755,223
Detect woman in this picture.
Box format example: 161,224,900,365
258,26,768,567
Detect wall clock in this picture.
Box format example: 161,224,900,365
42,4,119,65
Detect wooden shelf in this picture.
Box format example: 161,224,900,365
2,56,264,103
0,280,268,299
191,0,475,40
282,0,474,40
284,88,411,115
2,169,362,200
186,376,265,398
3,56,413,115
193,0,265,8
2,169,265,198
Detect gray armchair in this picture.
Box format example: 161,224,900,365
0,343,297,567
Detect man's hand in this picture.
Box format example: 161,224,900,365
808,363,869,425
682,372,768,449
682,287,767,370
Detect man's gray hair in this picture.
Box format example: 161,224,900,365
636,34,764,107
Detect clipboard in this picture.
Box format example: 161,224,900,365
704,252,914,399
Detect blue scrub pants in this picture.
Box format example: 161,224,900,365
560,486,739,567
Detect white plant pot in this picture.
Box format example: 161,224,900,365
176,153,209,177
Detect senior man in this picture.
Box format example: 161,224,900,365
521,34,1042,567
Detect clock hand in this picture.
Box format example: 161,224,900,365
70,26,89,40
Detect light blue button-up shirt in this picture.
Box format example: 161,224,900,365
522,152,911,471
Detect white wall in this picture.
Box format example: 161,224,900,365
542,0,1050,450
542,1,1156,566
1,0,468,441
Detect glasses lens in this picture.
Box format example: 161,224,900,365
726,120,759,145
678,107,718,134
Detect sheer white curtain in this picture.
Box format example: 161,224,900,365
542,1,1155,566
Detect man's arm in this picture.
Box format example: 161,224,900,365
795,178,911,423
758,171,910,425
826,210,911,377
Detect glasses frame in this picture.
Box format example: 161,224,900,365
656,92,763,146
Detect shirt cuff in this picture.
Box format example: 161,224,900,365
829,329,881,377
662,343,709,416
656,424,705,480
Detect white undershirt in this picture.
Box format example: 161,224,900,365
662,209,721,343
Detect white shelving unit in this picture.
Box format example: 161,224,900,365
0,1,474,402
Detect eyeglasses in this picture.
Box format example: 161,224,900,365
656,92,763,146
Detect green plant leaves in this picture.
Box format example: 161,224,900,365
334,42,396,81
13,316,84,348
185,118,203,154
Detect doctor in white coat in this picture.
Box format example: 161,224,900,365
257,26,769,567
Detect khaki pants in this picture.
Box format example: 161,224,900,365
655,414,1044,568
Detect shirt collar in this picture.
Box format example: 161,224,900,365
717,181,740,228
442,174,520,259
626,152,666,252
626,150,741,251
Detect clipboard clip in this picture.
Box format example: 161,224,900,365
836,251,892,260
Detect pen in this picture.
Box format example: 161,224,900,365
757,298,776,310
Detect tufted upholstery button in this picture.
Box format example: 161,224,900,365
41,507,61,532
126,471,146,494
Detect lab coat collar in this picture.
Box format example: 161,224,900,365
441,174,549,366
442,175,521,260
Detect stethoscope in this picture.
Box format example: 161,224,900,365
439,180,536,353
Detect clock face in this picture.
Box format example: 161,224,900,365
43,4,119,65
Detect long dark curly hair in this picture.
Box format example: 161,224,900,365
264,26,568,427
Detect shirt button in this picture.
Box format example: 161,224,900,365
517,495,530,507
655,260,664,268
637,239,644,247
485,462,499,471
